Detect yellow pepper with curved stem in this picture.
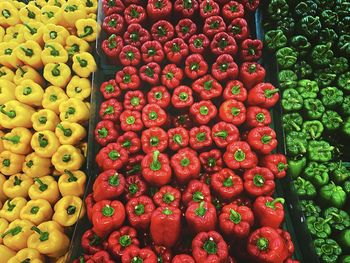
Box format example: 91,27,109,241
19,5,41,24
15,79,44,107
43,62,71,88
0,25,4,41
0,245,16,263
27,221,70,258
0,218,8,244
3,173,33,199
0,41,23,69
15,41,43,70
2,219,34,252
31,131,60,158
0,173,6,202
76,18,100,42
42,42,69,65
65,35,90,57
14,65,45,86
28,176,60,205
55,121,86,145
43,24,70,46
48,0,66,8
0,79,16,104
20,199,53,225
0,197,27,222
32,109,60,132
1,127,32,155
53,195,85,227
21,22,44,46
66,75,91,100
58,170,86,197
0,100,35,129
59,98,90,123
0,65,15,82
8,248,45,263
40,5,63,25
0,151,25,176
51,145,84,173
0,2,20,27
72,52,97,77
22,153,51,178
62,0,87,28
42,86,68,114
3,24,25,43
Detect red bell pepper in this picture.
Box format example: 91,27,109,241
100,79,121,100
192,231,228,263
150,206,181,247
260,154,288,179
186,201,217,233
124,0,141,4
211,54,238,81
253,196,285,229
189,125,213,150
182,179,211,206
172,255,195,263
243,166,275,197
277,229,295,259
203,16,227,38
141,150,172,186
81,229,103,255
241,0,260,12
228,17,249,41
175,19,197,41
171,147,200,184
142,104,167,128
192,74,223,100
116,66,140,91
247,126,278,154
119,45,141,66
117,131,141,154
92,200,125,237
223,141,258,170
222,1,245,21
219,203,254,238
125,175,147,200
126,195,155,229
210,32,237,56
141,127,168,153
219,99,246,126
239,62,266,90
125,154,144,176
172,114,192,129
102,14,125,35
211,168,243,200
190,100,217,125
123,90,146,112
246,106,271,128
139,62,161,85
85,193,95,222
95,120,118,146
211,121,240,148
223,80,247,101
171,85,194,109
99,98,123,122
174,0,199,17
107,226,140,258
167,127,189,151
93,170,125,201
151,20,175,44
122,246,158,263
96,143,129,171
248,83,279,108
101,35,123,64
164,38,189,64
161,64,184,89
124,23,151,47
124,4,147,25
102,0,125,15
199,0,220,18
86,251,114,263
188,34,210,54
184,54,208,79
240,38,263,62
141,40,165,64
120,110,144,132
153,185,181,207
147,0,172,20
147,86,171,109
199,149,223,173
152,246,172,263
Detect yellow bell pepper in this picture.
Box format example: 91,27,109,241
31,131,61,158
0,131,3,152
28,176,60,205
84,0,98,14
58,170,86,197
2,127,32,155
12,1,26,10
0,41,23,69
42,86,68,115
0,218,8,244
0,173,7,202
0,25,4,42
0,65,15,82
3,24,25,43
15,79,44,107
0,2,20,27
0,151,25,176
59,98,90,124
0,197,27,222
72,52,97,78
75,18,100,42
62,0,87,28
0,245,16,263
55,121,86,145
65,35,90,57
19,5,41,24
14,65,44,86
43,62,71,88
8,248,45,263
53,195,85,227
0,79,16,104
87,13,97,20
66,75,91,100
22,152,52,178
20,199,53,225
42,42,69,65
32,109,60,132
48,0,66,8
51,145,84,173
0,100,35,129
40,5,63,25
3,173,33,199
15,41,43,70
42,24,70,46
2,219,34,252
28,221,70,258
21,22,44,46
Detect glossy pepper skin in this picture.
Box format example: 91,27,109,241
320,182,347,208
214,55,239,81
223,141,258,170
228,18,250,41
174,0,199,17
314,238,342,263
139,62,161,85
121,246,157,263
306,216,332,239
107,226,140,258
248,83,279,109
102,0,125,15
199,149,223,173
147,86,171,109
172,85,194,109
260,154,287,179
99,98,123,122
247,126,278,155
141,40,165,64
147,0,172,20
142,150,171,187
171,147,200,184
161,64,183,89
167,127,189,151
222,1,245,21
293,177,317,199
125,4,147,25
203,16,226,38
116,131,142,155
172,254,195,263
102,35,124,64
199,0,220,19
81,229,103,255
182,180,212,207
190,100,217,125
124,23,151,47
243,166,275,197
142,104,167,128
141,127,168,153
239,62,266,90
192,74,223,100
124,90,146,112
100,79,121,100
96,143,128,171
125,175,147,200
184,54,208,80
94,120,118,146
120,110,144,132
93,171,125,202
119,45,141,66
246,106,271,128
126,195,155,230
188,34,210,54
151,20,175,44
211,168,243,200
219,99,246,126
164,38,189,64
210,32,238,56
102,13,124,36
116,66,140,91
189,125,213,150
175,19,197,41
211,121,239,148
253,196,285,229
186,201,217,233
153,185,181,208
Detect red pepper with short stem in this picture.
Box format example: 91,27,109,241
171,147,201,184
167,127,189,151
102,14,125,35
223,80,247,102
119,45,141,66
102,0,125,15
247,126,277,155
192,231,228,263
212,54,238,81
122,246,158,263
125,154,144,176
161,64,184,89
141,127,168,153
277,229,295,259
240,39,263,62
211,168,243,200
116,66,140,91
175,19,197,41
126,195,155,230
253,196,285,229
99,99,123,122
81,229,103,255
147,0,172,20
92,200,126,237
125,175,147,200
211,32,238,56
239,62,266,90
94,120,118,146
141,150,172,186
243,166,275,197
96,143,129,171
139,62,161,85
85,193,95,222
120,110,144,132
199,149,223,173
86,251,114,263
203,16,227,39
222,1,245,21
248,83,280,109
189,125,213,150
153,185,181,207
172,114,192,129
152,246,172,263
171,85,194,109
172,254,195,263
125,4,147,25
123,90,146,112
164,38,189,64
93,170,125,201
151,20,175,44
246,106,271,128
219,99,246,126
141,40,165,64
247,227,288,263
142,104,167,128
241,0,260,12
147,86,171,109
124,23,151,48
107,227,140,258
211,121,240,148
199,0,220,18
184,54,208,80
188,34,210,54
228,17,250,41
190,100,217,125
219,203,254,238
223,141,258,170
100,79,121,100
117,131,141,154
260,154,288,179
186,201,217,233
101,35,123,64
182,179,211,206
192,74,223,100
174,0,199,17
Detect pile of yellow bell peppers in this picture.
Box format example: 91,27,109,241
0,0,99,262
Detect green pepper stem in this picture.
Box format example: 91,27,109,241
51,63,61,77
14,176,22,186
193,191,204,202
256,237,269,251
34,178,48,192
162,207,173,215
17,65,27,77
134,204,145,215
1,135,20,144
1,226,22,238
229,209,242,224
76,56,88,67
264,88,279,98
108,173,120,186
163,193,175,204
265,198,285,209
119,235,131,247
79,26,93,38
214,131,228,139
45,44,59,56
0,105,16,118
195,201,207,217
173,134,183,145
31,226,49,241
64,170,77,182
38,133,48,148
102,205,115,217
234,149,246,162
203,238,217,255
57,124,72,137
23,23,37,35
150,150,161,171
89,234,101,246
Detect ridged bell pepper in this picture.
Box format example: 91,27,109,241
7,248,44,263
125,175,147,200
15,41,43,70
22,153,51,178
72,52,97,78
0,2,20,27
142,150,171,186
175,18,197,41
184,54,208,80
172,254,195,263
246,106,271,128
0,79,15,104
253,196,284,229
125,4,146,25
102,34,123,64
141,127,168,154
18,4,41,23
76,18,99,42
32,109,60,132
211,168,243,200
192,75,222,100
211,121,239,148
55,121,86,145
199,0,220,18
121,246,157,263
120,110,143,132
1,127,32,155
30,131,60,158
124,23,150,47
186,201,217,233
19,199,53,225
139,62,161,85
190,100,217,125
167,127,189,151
28,176,60,205
15,79,44,107
239,62,266,90
153,185,181,208
42,24,69,46
0,66,15,82
65,35,90,57
244,166,275,197
107,226,140,258
58,170,86,197
40,5,63,25
189,125,213,150
14,65,44,87
141,40,164,64
20,22,44,46
0,197,27,222
188,34,210,54
41,43,68,65
0,245,16,262
2,219,34,252
260,154,287,179
212,54,238,81
51,145,85,173
119,45,141,66
43,62,71,88
124,90,146,111
81,229,103,255
147,0,172,20
66,75,91,100
0,151,25,176
247,83,279,109
223,141,258,170
96,143,128,171
0,42,23,69
203,16,226,39
171,148,200,184
59,98,90,124
53,195,84,227
61,0,87,28
95,120,118,146
93,170,125,201
0,100,35,129
247,126,277,155
161,64,183,89
3,173,33,199
182,180,211,207
171,85,194,109
117,131,141,154
219,99,246,126
2,25,25,44
126,195,155,230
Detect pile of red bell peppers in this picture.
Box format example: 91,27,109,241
75,0,299,262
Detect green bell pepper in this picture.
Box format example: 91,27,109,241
311,43,334,67
330,57,349,74
281,88,303,112
321,9,339,28
293,177,317,199
321,111,343,132
296,79,319,99
287,155,307,178
303,98,325,120
338,16,350,35
303,161,329,187
319,28,338,45
300,15,321,38
320,182,347,208
323,207,350,231
300,199,321,217
302,120,324,140
342,117,350,137
264,30,287,51
344,180,350,195
315,69,337,88
282,113,303,132
278,70,298,89
267,0,289,21
335,0,350,17
338,72,350,91
337,229,350,252
339,255,350,263
330,162,350,184
294,0,318,17
308,140,334,162
276,47,298,70
342,96,350,116
338,35,350,56
286,131,308,156
294,61,313,79
314,238,342,263
307,216,332,238
290,35,311,57
277,16,295,36
320,87,344,109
